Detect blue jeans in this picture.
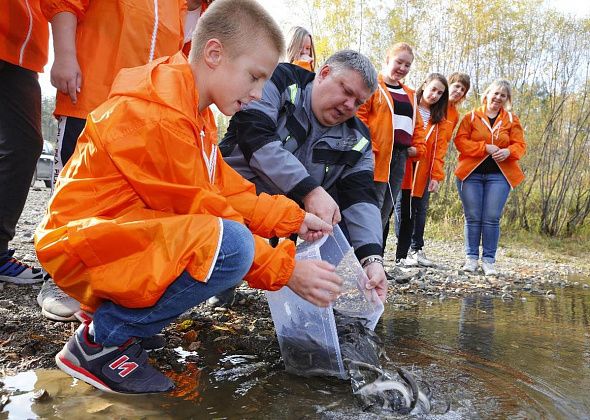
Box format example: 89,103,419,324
93,219,255,346
395,185,431,260
456,173,511,263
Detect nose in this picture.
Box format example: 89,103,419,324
343,96,355,110
250,85,263,101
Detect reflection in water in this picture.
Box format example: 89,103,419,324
1,287,590,418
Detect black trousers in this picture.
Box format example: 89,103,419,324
0,60,43,252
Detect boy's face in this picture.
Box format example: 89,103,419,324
211,39,279,116
311,66,371,127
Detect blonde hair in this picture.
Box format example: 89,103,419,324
387,42,414,60
189,0,285,62
286,26,315,71
481,79,513,110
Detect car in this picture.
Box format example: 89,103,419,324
31,140,54,188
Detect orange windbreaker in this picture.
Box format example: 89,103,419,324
401,118,453,197
454,106,526,188
41,0,186,119
292,59,313,72
447,103,460,132
1,0,49,72
34,52,305,311
357,76,426,183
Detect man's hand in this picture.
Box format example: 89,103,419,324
302,186,341,225
492,148,510,162
363,262,388,303
428,179,440,193
287,260,343,307
407,146,417,157
485,144,500,155
298,212,333,242
51,54,82,104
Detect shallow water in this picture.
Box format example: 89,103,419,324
2,285,590,419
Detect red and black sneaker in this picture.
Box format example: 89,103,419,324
55,322,175,394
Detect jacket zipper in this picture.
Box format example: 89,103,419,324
148,0,159,61
19,0,34,66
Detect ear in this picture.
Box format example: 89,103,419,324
202,38,224,69
316,64,331,82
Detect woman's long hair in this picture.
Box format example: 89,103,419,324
286,26,315,71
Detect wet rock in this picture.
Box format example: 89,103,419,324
31,389,50,402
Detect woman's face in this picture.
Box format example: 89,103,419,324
486,86,508,113
421,79,446,108
384,50,413,84
299,35,312,59
449,82,467,103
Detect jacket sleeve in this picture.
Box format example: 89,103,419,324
454,114,487,157
244,237,296,291
430,121,453,182
230,82,320,202
41,0,90,21
411,111,427,159
506,114,526,161
356,93,379,153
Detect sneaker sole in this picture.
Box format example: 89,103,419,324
0,275,44,284
56,351,114,393
41,307,78,322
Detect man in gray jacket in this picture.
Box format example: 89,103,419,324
217,50,387,306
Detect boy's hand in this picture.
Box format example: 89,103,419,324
363,262,388,303
51,54,82,104
303,187,341,225
298,213,333,242
287,260,343,307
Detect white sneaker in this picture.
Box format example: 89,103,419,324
410,249,433,267
37,278,80,322
482,262,498,276
462,258,478,272
396,257,418,268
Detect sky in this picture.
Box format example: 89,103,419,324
38,0,589,97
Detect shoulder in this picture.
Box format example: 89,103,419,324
270,63,316,93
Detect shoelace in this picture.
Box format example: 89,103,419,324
42,280,71,302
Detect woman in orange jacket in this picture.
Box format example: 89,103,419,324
447,72,471,132
356,42,426,259
454,79,526,275
286,26,315,72
395,73,450,266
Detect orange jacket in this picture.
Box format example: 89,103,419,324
357,76,426,183
1,0,49,72
447,103,460,132
401,118,453,197
41,0,186,119
34,53,305,311
292,59,313,72
454,106,526,188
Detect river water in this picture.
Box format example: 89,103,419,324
2,286,589,419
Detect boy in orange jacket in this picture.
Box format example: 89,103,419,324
35,0,347,394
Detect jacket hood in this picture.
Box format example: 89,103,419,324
108,52,198,121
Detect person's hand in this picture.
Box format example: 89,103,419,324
428,179,440,193
299,53,313,64
302,186,341,225
287,260,343,307
492,148,510,162
485,144,500,155
407,146,417,157
363,262,387,303
51,53,82,104
298,212,333,242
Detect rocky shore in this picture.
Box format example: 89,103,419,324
0,184,588,376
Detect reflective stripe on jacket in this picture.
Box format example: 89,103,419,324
1,0,49,72
454,106,526,188
41,0,186,119
34,53,305,311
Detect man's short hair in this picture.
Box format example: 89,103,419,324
189,0,285,62
323,50,378,94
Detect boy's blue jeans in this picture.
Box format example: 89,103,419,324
456,173,511,263
93,219,255,346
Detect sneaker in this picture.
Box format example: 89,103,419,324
482,262,498,276
55,322,175,394
410,249,433,267
0,249,44,284
207,286,237,308
37,278,80,321
462,258,478,273
396,257,418,268
386,266,419,284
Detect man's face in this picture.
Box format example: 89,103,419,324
212,39,279,116
311,66,372,127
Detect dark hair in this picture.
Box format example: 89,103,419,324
416,73,448,124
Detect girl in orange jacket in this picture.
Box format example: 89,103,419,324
454,79,526,275
286,26,315,72
395,73,450,266
356,42,426,257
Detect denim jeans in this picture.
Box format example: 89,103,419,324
456,173,511,263
375,147,408,254
93,219,255,346
395,185,431,260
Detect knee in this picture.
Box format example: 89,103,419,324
221,220,255,271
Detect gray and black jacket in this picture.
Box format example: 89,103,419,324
221,63,382,260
